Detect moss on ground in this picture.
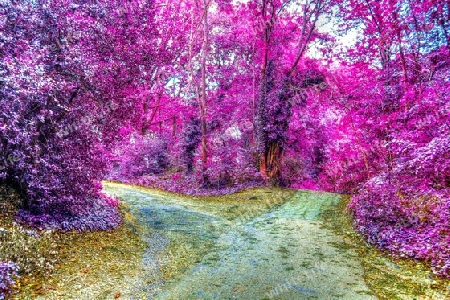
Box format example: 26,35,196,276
104,181,297,222
29,202,147,299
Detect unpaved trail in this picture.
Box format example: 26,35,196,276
103,182,375,299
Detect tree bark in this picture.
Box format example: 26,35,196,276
199,0,210,185
254,0,326,185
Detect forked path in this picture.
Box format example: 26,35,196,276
104,183,375,299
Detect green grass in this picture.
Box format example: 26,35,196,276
31,202,148,299
0,184,147,299
103,181,297,222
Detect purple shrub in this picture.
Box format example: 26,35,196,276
16,194,121,232
127,172,264,197
350,179,450,276
0,0,157,231
113,135,170,180
0,261,19,299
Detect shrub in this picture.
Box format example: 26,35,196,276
0,261,19,299
0,0,157,230
349,176,450,277
112,134,170,180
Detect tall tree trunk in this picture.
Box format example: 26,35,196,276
255,0,272,180
256,80,267,178
266,142,282,183
254,0,326,185
199,0,210,185
187,0,210,184
255,59,270,179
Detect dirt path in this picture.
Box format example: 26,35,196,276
103,183,375,299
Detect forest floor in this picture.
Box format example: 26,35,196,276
3,182,450,299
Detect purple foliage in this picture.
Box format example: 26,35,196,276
0,261,19,299
0,0,449,280
126,173,264,197
345,57,450,276
0,0,156,231
350,177,450,276
16,194,121,232
111,134,170,180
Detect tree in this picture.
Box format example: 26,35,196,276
253,0,330,184
0,0,157,230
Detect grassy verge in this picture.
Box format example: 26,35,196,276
321,195,450,299
0,185,147,299
104,181,297,222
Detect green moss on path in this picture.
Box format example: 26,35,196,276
155,190,374,299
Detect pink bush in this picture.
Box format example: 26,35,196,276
350,178,450,276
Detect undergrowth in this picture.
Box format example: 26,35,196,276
0,184,146,299
321,195,450,299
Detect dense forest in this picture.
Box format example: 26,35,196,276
0,0,449,297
